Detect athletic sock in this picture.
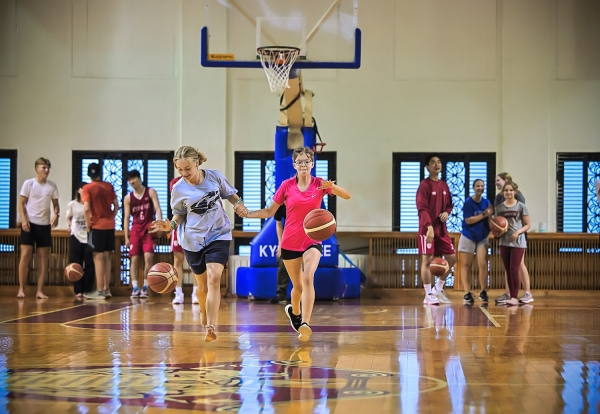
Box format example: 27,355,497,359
435,278,445,292
424,284,432,295
143,279,149,287
132,280,139,289
175,286,183,294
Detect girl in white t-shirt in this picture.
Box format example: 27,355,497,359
66,183,95,298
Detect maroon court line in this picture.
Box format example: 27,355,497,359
3,303,133,324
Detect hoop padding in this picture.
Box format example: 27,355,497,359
257,46,300,94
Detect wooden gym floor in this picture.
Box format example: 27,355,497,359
0,290,598,413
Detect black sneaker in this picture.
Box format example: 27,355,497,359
479,290,488,302
270,293,287,304
463,292,474,304
285,304,302,332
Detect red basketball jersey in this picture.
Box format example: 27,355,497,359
130,187,155,233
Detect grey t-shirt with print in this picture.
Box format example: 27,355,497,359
171,169,237,252
495,201,529,248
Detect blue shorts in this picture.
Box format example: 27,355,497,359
183,240,230,275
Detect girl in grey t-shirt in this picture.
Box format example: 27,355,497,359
494,182,531,306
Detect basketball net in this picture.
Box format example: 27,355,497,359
257,46,300,94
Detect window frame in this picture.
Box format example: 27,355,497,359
0,150,18,229
72,151,175,229
392,152,496,232
556,152,600,233
233,150,337,254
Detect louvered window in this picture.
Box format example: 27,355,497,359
0,150,17,229
72,152,174,231
393,153,496,233
556,153,600,233
234,151,337,254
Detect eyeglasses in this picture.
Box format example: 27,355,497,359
294,160,313,167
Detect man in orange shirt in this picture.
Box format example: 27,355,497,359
82,163,119,300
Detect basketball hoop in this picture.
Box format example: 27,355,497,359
313,142,326,154
257,46,300,94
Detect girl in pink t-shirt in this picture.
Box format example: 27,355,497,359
241,147,351,341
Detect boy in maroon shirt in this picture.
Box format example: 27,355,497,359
416,155,457,305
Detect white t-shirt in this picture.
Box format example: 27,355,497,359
66,200,87,243
20,178,59,226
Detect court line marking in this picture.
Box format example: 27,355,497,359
0,304,85,324
480,307,501,327
60,303,137,326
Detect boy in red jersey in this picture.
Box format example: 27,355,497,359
124,170,163,298
417,155,457,305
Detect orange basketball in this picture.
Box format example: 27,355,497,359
64,263,84,282
303,209,336,242
491,216,508,236
429,258,449,277
147,262,178,294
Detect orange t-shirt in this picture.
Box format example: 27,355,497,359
81,181,117,230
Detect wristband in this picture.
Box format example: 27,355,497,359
235,198,244,205
169,220,177,230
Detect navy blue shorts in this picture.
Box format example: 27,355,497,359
281,244,323,261
88,229,115,253
183,240,230,275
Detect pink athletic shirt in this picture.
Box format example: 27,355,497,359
273,176,333,251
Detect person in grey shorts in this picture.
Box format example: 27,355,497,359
458,179,492,304
494,172,533,304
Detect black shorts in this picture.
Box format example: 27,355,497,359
20,223,52,248
281,244,323,261
183,240,230,275
88,229,115,253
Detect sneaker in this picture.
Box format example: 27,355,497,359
433,287,451,304
505,297,519,306
479,290,489,302
130,287,140,298
298,323,312,342
83,290,107,300
270,293,287,304
423,293,440,305
519,292,534,304
140,286,149,299
103,289,112,299
172,291,184,305
285,304,302,332
463,292,474,304
495,292,510,304
204,325,217,343
192,289,199,305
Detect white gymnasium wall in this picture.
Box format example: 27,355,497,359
0,0,599,232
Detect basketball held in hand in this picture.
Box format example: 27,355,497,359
64,263,84,282
148,263,178,294
491,216,508,237
429,258,449,277
303,209,336,242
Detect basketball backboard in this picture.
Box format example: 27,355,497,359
201,0,360,69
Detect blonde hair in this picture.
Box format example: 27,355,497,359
292,147,314,162
497,172,512,182
35,157,51,168
502,180,518,192
173,146,207,167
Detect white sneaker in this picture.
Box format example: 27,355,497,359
433,287,451,304
191,289,199,304
423,293,440,305
172,291,184,305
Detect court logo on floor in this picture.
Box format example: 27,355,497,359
5,360,446,410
